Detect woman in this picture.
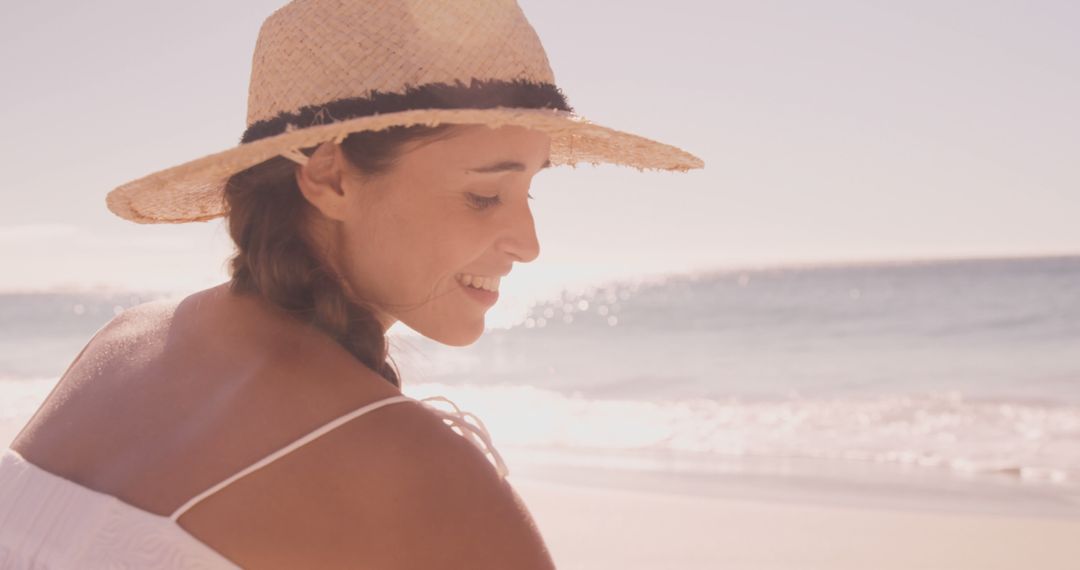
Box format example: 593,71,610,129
0,0,702,568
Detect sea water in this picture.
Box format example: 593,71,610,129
3,255,1078,516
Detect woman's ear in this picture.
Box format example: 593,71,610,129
295,142,350,222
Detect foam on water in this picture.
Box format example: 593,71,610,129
404,381,1080,489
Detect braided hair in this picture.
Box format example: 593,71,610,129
223,124,459,387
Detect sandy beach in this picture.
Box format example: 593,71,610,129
512,476,1080,570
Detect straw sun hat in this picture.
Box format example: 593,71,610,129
105,0,705,224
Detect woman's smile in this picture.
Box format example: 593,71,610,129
457,276,500,306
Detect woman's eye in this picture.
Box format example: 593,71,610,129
468,193,501,209
468,193,535,210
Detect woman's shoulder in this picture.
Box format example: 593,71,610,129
178,387,554,569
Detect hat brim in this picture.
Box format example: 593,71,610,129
105,107,704,224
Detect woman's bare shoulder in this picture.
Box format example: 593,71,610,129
359,406,557,569
179,394,555,569
9,296,181,450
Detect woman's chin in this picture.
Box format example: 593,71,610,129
437,335,482,348
439,323,486,347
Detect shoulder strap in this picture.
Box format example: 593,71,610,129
169,394,509,522
169,394,417,521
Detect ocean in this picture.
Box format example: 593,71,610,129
3,255,1078,517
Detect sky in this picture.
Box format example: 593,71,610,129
1,0,1077,330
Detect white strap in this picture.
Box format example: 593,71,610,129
170,394,508,522
170,395,416,521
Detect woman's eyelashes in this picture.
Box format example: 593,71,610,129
467,192,534,210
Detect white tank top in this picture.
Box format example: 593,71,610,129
0,394,508,569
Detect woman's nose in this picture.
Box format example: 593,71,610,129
499,197,540,264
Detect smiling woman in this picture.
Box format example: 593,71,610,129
0,0,701,568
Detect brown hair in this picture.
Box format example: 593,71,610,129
222,124,460,388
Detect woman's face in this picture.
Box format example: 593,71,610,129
298,124,551,346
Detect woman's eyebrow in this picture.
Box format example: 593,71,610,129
467,159,553,173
